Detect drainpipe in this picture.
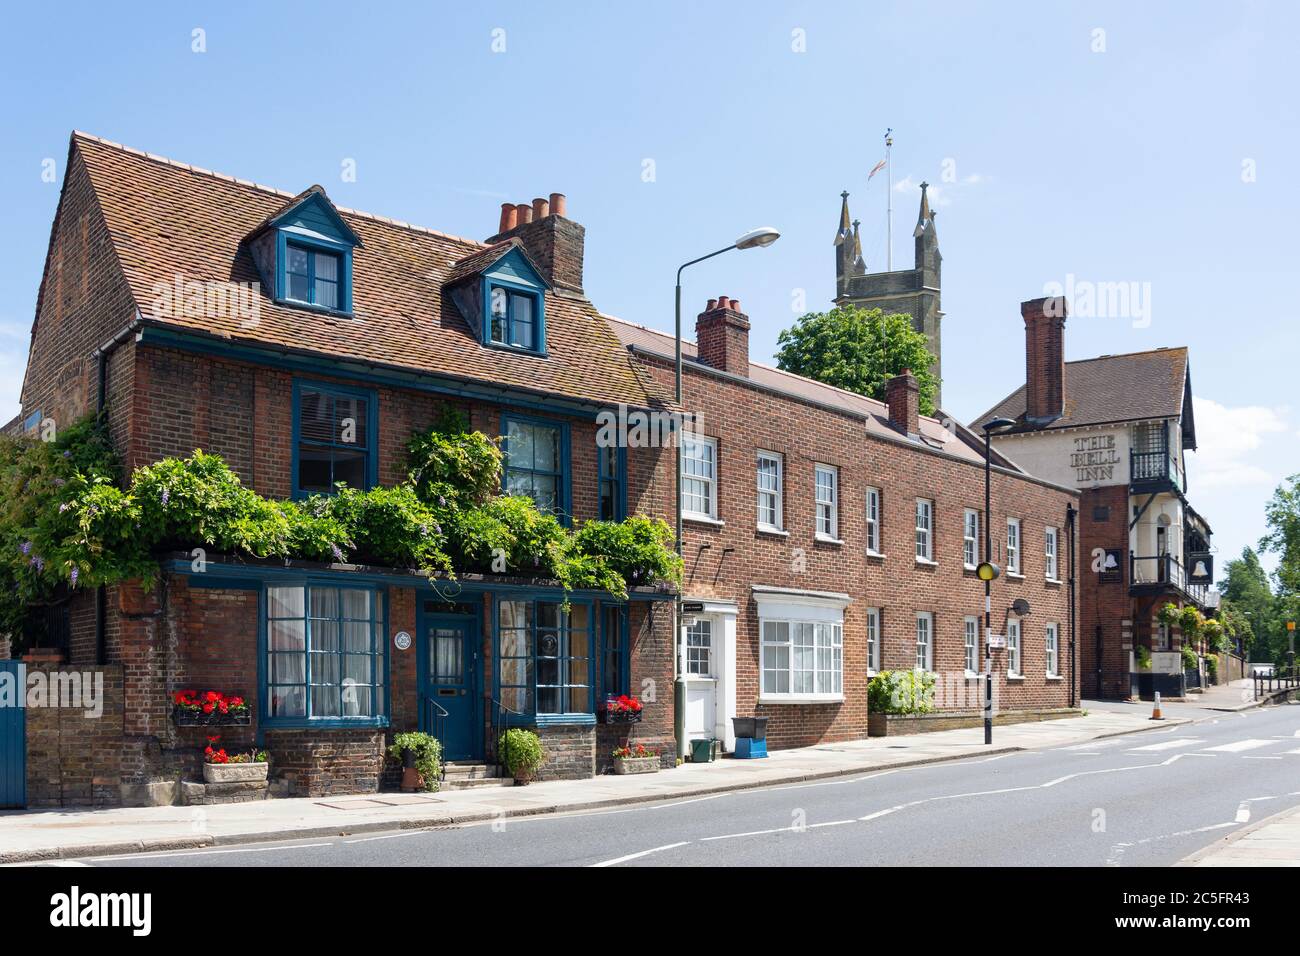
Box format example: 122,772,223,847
90,313,144,663
1066,502,1078,708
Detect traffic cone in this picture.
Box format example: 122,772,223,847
1150,691,1164,720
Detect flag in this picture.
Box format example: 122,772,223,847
868,158,886,180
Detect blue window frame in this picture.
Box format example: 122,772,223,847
501,414,569,519
21,410,41,435
598,444,626,521
496,596,594,722
292,380,378,497
488,283,541,352
274,230,354,315
600,604,629,699
263,583,387,725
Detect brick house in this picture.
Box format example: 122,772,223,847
977,298,1215,700
608,286,1081,752
13,132,681,803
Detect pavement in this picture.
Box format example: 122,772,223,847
0,707,1194,864
1083,678,1259,720
1182,802,1300,867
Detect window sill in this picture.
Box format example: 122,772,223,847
275,297,355,320
759,694,844,705
1006,673,1024,682
814,535,844,546
866,550,886,560
483,340,549,359
684,514,725,528
533,713,597,728
1045,578,1063,586
915,557,938,567
1006,571,1025,580
682,674,717,684
964,670,982,680
757,525,789,537
1046,674,1062,681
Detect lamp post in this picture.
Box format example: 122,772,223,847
978,417,1016,744
672,227,780,760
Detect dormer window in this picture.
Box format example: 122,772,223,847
489,285,539,351
246,186,361,318
286,243,342,310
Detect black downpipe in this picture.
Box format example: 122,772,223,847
1066,503,1078,708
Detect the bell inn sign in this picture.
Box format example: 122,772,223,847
1070,434,1120,483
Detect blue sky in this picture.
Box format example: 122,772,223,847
0,0,1295,579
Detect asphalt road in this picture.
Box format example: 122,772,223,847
79,703,1300,867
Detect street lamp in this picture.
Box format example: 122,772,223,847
981,416,1016,744
672,227,780,759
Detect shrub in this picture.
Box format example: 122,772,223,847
1135,646,1152,671
388,731,442,792
1179,605,1205,637
1180,643,1199,671
498,728,543,780
867,670,936,715
1205,654,1219,681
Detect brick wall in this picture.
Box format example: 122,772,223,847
534,724,595,781
633,350,1079,749
24,665,126,807
264,728,386,797
1078,486,1133,699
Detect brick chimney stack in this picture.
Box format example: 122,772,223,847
885,369,920,435
1022,296,1068,424
695,296,750,377
489,191,584,294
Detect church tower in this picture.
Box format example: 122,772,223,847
834,184,944,407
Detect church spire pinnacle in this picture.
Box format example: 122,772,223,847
835,190,851,244
851,219,866,275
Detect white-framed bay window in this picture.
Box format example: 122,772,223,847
756,451,783,531
1046,622,1059,677
1045,526,1059,581
915,612,933,671
865,486,882,555
963,508,979,568
814,464,839,540
964,615,979,674
681,435,718,521
915,498,934,561
1006,517,1021,574
866,607,881,673
754,586,849,702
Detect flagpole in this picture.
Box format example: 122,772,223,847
885,129,894,271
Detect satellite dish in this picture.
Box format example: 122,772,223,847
1012,598,1031,616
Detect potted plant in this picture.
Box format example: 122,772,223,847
1156,603,1182,629
387,731,442,793
611,742,661,775
498,728,543,785
202,735,269,784
1179,605,1205,637
172,689,251,726
600,694,644,724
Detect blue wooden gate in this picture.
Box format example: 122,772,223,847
0,660,25,808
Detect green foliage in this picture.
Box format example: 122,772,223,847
867,670,936,715
1201,618,1229,654
775,306,940,416
1135,645,1152,671
1222,547,1280,660
1180,643,1199,670
1218,599,1252,652
498,728,543,779
406,419,502,506
1156,602,1182,628
1179,605,1205,637
1205,654,1219,681
388,731,442,792
317,484,451,573
567,514,681,599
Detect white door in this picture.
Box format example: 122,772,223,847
683,617,717,741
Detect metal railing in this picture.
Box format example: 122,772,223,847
426,699,449,785
1129,553,1210,606
1254,665,1300,700
1131,449,1183,491
489,696,525,780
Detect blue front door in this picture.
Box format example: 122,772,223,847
0,661,26,808
420,612,481,761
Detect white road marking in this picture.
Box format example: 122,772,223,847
590,842,690,867
1203,739,1274,753
1235,801,1251,823
40,860,90,867
1126,738,1205,752
1285,748,1300,755
86,842,334,862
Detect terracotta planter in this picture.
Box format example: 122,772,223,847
203,762,269,784
613,756,660,775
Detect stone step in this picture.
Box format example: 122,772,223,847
441,776,515,790
443,762,500,779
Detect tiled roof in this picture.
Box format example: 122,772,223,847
974,347,1190,434
604,314,1004,469
64,132,671,411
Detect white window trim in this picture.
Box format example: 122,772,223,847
963,615,979,676
865,486,882,556
915,611,933,673
756,450,784,533
814,463,839,542
681,435,718,522
963,509,979,569
1044,526,1060,582
1045,621,1060,678
1006,619,1022,677
915,498,933,562
1006,517,1021,575
866,607,881,674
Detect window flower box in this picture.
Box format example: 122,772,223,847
600,694,644,724
173,690,251,726
611,743,660,774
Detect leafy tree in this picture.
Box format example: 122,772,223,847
775,306,940,415
1260,474,1300,664
1221,546,1281,662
